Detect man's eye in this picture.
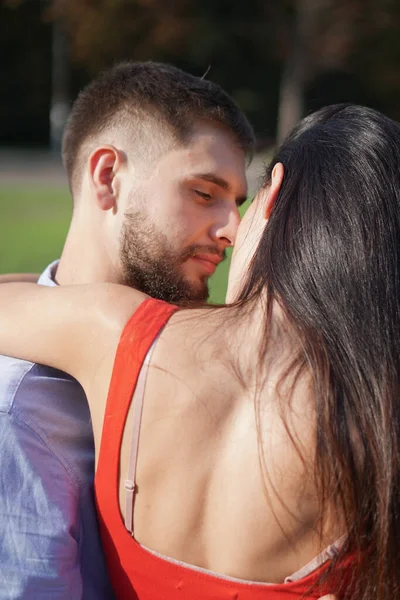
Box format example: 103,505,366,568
194,190,212,201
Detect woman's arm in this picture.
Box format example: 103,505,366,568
0,282,146,388
0,273,39,283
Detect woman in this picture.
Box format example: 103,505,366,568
0,104,398,600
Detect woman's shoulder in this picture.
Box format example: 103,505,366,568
157,306,237,378
147,305,244,433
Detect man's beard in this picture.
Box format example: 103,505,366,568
120,211,218,304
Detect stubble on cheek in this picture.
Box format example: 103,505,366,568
119,211,210,304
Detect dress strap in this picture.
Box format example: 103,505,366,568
95,298,178,530
284,535,345,582
124,331,162,533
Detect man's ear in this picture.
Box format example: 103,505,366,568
88,145,124,211
264,162,284,219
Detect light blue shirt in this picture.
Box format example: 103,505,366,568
0,261,115,599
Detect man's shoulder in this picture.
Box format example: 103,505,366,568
0,354,80,413
0,257,62,413
0,260,97,485
0,355,112,599
0,353,95,488
0,354,35,414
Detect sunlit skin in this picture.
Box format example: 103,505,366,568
0,161,346,593
118,123,248,299
55,122,248,301
227,163,284,302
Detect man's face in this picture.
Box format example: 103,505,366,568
120,123,248,303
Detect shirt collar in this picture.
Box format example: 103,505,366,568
37,260,60,287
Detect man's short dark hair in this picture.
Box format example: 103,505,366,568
62,61,255,192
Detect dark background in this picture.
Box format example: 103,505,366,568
2,0,399,149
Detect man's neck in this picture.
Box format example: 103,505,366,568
55,227,121,286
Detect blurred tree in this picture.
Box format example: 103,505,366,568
265,0,400,141
45,0,193,73
0,0,51,145
2,0,400,147
45,0,400,142
268,0,329,143
352,0,400,122
44,0,279,142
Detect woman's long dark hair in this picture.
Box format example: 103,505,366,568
239,105,400,599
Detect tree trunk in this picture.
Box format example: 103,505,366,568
50,18,70,152
276,0,325,143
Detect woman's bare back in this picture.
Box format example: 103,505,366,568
112,306,344,584
0,281,345,585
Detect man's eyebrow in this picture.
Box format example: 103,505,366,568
192,172,248,206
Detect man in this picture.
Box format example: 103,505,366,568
0,61,253,599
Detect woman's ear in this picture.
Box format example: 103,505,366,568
264,162,284,220
88,145,123,211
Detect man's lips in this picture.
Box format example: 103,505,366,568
190,253,222,275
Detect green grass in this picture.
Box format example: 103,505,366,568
207,198,251,302
0,186,250,303
0,186,71,272
208,248,232,303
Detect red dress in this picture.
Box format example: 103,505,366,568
95,298,353,599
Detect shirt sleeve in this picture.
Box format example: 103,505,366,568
0,412,83,599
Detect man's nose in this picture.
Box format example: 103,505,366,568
210,206,241,248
